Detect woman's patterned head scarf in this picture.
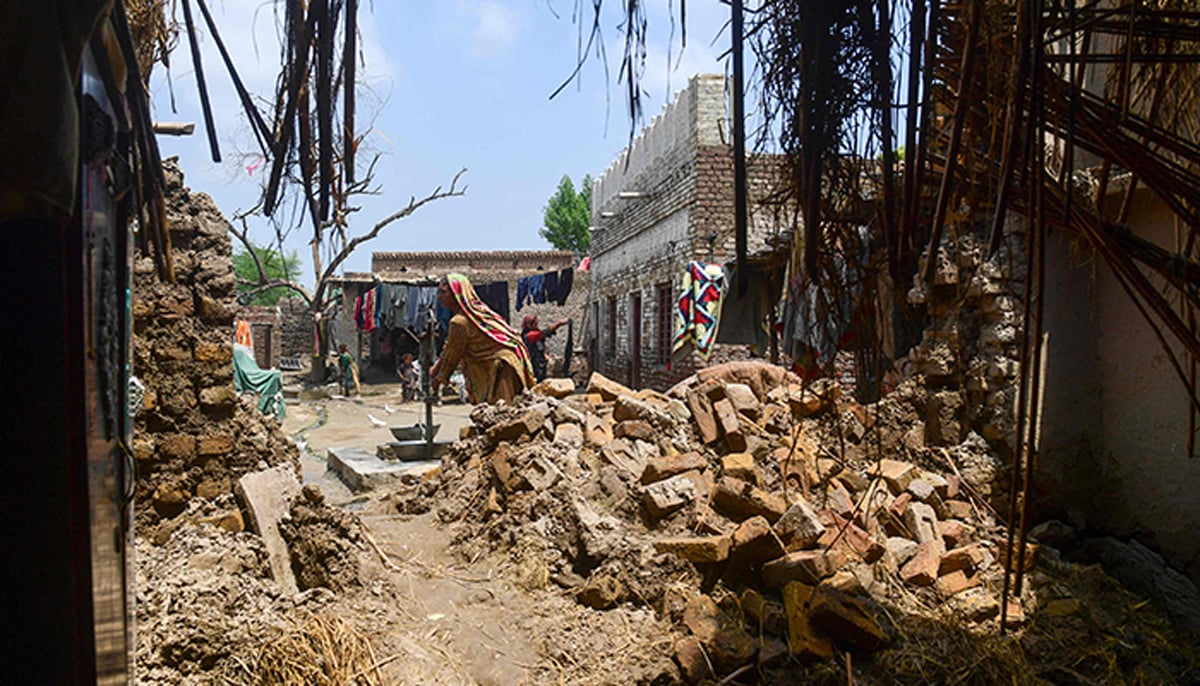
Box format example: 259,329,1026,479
443,273,535,383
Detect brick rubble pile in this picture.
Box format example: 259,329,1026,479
396,361,1064,681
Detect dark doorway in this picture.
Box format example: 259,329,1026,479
630,292,642,389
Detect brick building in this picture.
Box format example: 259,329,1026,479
588,73,792,390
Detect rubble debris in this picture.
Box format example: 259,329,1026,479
278,484,362,592
393,363,1200,683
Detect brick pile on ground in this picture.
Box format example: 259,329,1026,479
395,361,1199,684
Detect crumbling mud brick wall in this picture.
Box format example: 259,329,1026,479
131,160,298,525
588,74,790,391
906,225,1026,453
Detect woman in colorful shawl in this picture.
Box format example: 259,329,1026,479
432,274,535,404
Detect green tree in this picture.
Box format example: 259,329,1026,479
233,243,301,305
540,174,592,254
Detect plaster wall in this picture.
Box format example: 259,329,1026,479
1039,188,1200,579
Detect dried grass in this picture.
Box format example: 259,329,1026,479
124,0,177,80
223,612,385,686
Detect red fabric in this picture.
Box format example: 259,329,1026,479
525,329,545,344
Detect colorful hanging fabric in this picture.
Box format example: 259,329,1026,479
672,260,727,360
445,273,535,384
362,285,377,333
235,320,253,348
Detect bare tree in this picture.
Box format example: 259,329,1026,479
176,0,468,381
231,167,466,381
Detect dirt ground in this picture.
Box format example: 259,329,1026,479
135,380,682,685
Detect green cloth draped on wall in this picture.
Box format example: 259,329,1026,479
233,344,286,420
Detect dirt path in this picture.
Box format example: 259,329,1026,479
279,386,681,685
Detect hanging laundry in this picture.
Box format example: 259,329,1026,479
377,282,408,331
672,260,727,360
546,267,573,305
476,281,511,323
577,256,590,271
404,284,422,329
405,285,439,332
373,283,384,329
361,285,377,333
235,320,253,348
515,273,545,311
354,294,364,330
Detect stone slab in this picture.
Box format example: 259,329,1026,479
235,465,302,595
328,445,440,492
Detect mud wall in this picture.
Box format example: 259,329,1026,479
131,160,298,525
1039,187,1200,581
907,225,1026,451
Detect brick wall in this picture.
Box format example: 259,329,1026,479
278,296,314,360
587,73,792,391
131,161,298,525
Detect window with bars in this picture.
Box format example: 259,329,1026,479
656,282,673,365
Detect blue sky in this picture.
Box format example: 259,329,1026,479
150,1,732,288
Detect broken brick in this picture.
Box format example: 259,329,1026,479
674,637,711,684
585,414,614,447
712,477,786,523
487,404,550,442
586,372,635,401
900,540,941,586
724,383,761,420
781,582,834,660
825,478,856,518
820,510,885,563
531,377,575,398
553,422,584,448
903,500,942,550
683,594,723,644
934,569,979,596
762,550,844,589
944,499,974,520
873,459,918,494
655,535,732,564
775,498,826,549
614,419,655,442
686,388,720,444
740,588,788,637
808,585,887,652
729,515,786,567
721,452,760,485
906,478,935,501
643,472,701,520
712,398,747,452
641,451,707,484
938,519,973,549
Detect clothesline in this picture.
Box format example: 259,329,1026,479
350,266,576,335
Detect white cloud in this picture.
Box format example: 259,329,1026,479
459,0,520,58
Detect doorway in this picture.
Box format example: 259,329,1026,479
630,292,642,388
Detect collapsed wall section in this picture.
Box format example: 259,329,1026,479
131,160,298,525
